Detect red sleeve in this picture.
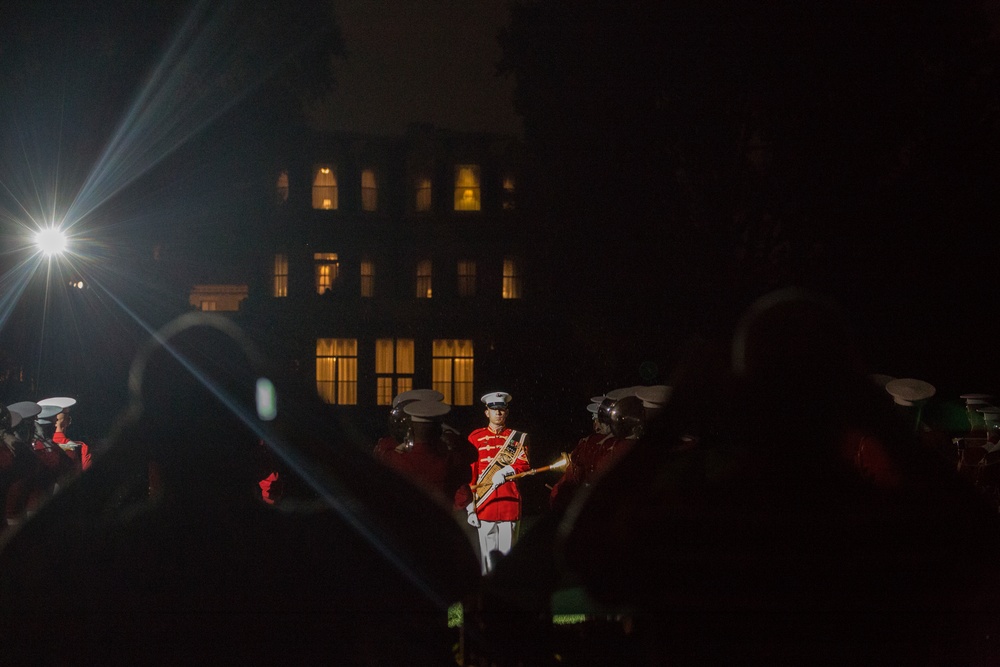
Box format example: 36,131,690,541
513,434,531,473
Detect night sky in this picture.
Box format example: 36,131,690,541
308,1,522,136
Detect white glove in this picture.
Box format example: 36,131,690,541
467,512,480,528
491,465,515,486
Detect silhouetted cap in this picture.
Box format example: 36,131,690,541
8,402,41,420
403,400,451,423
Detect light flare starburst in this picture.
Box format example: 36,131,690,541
34,227,68,257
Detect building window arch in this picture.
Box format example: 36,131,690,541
314,253,340,294
312,164,338,210
276,170,289,204
416,260,433,298
361,169,378,212
454,165,481,211
503,257,522,299
415,176,432,212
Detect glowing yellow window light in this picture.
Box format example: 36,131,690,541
454,165,481,211
313,165,338,210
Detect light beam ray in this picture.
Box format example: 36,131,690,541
78,276,452,610
64,1,292,229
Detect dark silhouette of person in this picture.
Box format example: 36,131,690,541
559,288,1000,664
0,312,479,664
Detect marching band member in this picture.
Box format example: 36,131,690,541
466,391,530,574
549,398,615,512
38,397,92,473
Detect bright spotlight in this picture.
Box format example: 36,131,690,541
35,228,68,257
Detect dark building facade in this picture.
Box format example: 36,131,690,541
206,125,537,443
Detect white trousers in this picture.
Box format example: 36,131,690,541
477,520,518,574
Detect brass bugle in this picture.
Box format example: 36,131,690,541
473,452,569,489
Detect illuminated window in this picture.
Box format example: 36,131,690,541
416,260,432,299
454,165,481,211
276,170,289,204
360,258,374,298
314,253,339,294
457,260,476,297
361,169,378,212
415,176,432,212
502,257,522,299
432,339,474,406
376,338,415,406
316,338,358,405
190,284,249,311
312,164,338,210
502,175,515,210
273,254,288,297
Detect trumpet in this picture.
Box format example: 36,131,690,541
473,452,570,490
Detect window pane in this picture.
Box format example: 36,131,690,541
432,339,473,406
377,377,394,406
333,339,357,356
314,252,339,294
361,169,378,212
316,355,335,404
454,165,481,211
375,339,394,374
503,257,521,299
432,358,453,405
312,165,338,210
397,377,413,395
316,338,357,405
502,175,515,210
396,339,414,374
457,260,476,297
273,253,288,298
276,170,289,204
455,339,474,358
454,358,474,406
416,260,432,299
338,356,358,405
415,177,432,212
360,259,374,298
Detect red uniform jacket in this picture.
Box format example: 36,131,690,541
548,433,635,511
52,432,91,472
467,427,530,522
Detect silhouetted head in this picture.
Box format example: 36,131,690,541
123,312,277,495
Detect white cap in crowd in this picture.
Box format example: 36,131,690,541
392,389,444,408
481,392,512,409
605,387,637,400
634,385,672,409
8,402,42,421
884,378,936,406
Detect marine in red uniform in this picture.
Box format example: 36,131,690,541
38,397,92,473
465,391,530,574
5,402,61,522
372,389,443,462
377,400,474,507
550,401,616,512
